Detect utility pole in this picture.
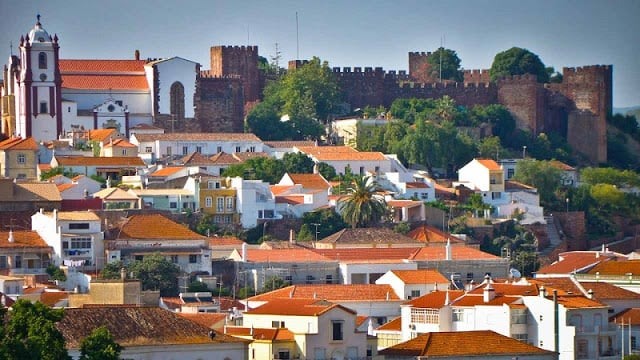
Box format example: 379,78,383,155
311,223,320,242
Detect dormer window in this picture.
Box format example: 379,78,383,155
38,52,47,69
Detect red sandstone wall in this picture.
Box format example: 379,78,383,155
408,52,435,83
554,211,587,250
464,69,491,84
497,74,546,133
210,46,260,103
194,76,244,132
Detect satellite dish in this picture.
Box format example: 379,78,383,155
509,268,522,279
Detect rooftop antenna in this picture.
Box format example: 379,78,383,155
9,41,13,56
296,11,300,59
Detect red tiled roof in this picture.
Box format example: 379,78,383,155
59,60,148,91
390,269,449,284
57,183,76,193
103,139,136,148
476,158,502,171
287,173,330,190
62,75,149,90
387,200,422,208
225,326,295,341
54,156,144,167
246,298,354,316
149,167,185,177
318,228,421,245
406,181,429,189
409,246,500,260
178,313,227,330
610,308,640,325
310,247,421,262
275,195,305,205
378,330,554,357
247,284,401,303
0,231,50,249
59,59,146,73
587,260,640,276
209,236,244,247
407,290,466,308
537,252,614,275
39,291,69,307
88,129,117,142
467,282,539,297
376,316,402,331
452,294,521,307
0,136,38,150
118,214,206,240
134,133,261,142
407,225,464,244
549,160,575,171
209,152,241,165
580,282,640,300
270,185,293,195
555,295,607,309
243,248,331,263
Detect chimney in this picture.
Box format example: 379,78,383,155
587,289,594,299
53,208,58,221
367,318,374,336
241,242,247,262
386,291,390,301
540,286,547,298
289,229,295,244
313,163,319,174
445,238,452,261
134,49,140,61
483,282,495,303
444,290,450,305
8,229,14,243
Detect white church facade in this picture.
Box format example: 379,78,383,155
1,16,199,142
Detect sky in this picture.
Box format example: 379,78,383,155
1,0,639,108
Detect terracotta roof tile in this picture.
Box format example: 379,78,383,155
181,152,215,165
56,306,245,348
287,173,331,190
246,298,355,316
587,260,640,276
57,183,76,193
54,156,144,167
275,195,305,205
134,133,261,142
379,330,555,357
467,283,539,297
407,225,464,244
178,313,227,330
294,145,357,155
452,294,521,306
407,290,466,308
390,269,449,284
232,152,268,161
59,60,148,91
555,295,607,309
318,228,421,245
225,326,295,341
264,141,315,149
150,167,185,177
549,160,575,171
209,152,241,165
406,181,429,189
580,282,640,300
537,252,614,274
270,185,293,195
409,246,500,260
0,136,38,150
0,231,50,249
103,139,136,148
118,214,206,240
376,316,402,331
247,284,400,303
62,74,149,90
39,291,69,307
476,158,502,171
387,200,422,208
243,248,332,263
93,188,138,200
59,59,146,73
610,308,640,325
55,211,100,221
209,236,244,247
88,129,117,142
5,182,62,202
310,247,421,262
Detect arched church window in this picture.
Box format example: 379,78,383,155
170,82,185,121
38,52,47,69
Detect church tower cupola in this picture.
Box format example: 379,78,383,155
28,14,52,45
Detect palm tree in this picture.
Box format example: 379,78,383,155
339,176,387,228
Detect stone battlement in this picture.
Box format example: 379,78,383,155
212,45,258,53
497,73,538,83
563,65,612,74
332,67,408,79
408,51,433,57
398,81,492,90
199,70,241,79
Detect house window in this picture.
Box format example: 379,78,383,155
135,255,143,261
235,146,241,153
507,168,515,179
217,146,222,153
277,350,290,360
359,166,365,176
514,333,528,342
452,309,465,322
411,308,439,324
169,202,178,209
69,223,90,230
325,275,333,284
332,321,343,341
223,215,231,224
374,166,380,173
170,255,178,263
216,197,224,212
226,197,234,210
490,176,502,184
0,256,7,269
284,275,292,283
170,81,185,121
577,340,588,358
17,154,26,164
166,146,172,156
306,275,314,284
38,52,47,69
205,197,212,208
145,146,152,153
196,146,202,153
249,146,256,152
189,255,197,263
410,290,421,299
121,149,127,156
270,321,285,328
421,192,429,199
182,146,188,155
14,255,22,269
70,238,91,249
631,336,637,350
213,215,222,223
39,102,48,114
491,192,501,200
207,181,220,189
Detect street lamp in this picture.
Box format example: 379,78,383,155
522,146,527,158
565,198,569,212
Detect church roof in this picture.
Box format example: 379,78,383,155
59,60,148,90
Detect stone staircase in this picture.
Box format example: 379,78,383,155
539,216,563,256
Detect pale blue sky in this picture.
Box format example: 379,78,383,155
2,0,639,107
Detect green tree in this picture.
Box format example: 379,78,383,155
129,254,181,296
46,264,67,282
261,276,289,293
580,167,640,187
282,152,315,174
40,166,80,181
513,159,562,208
590,184,626,211
339,176,387,228
469,104,516,144
222,157,287,184
316,162,337,180
194,214,219,237
187,281,210,292
426,47,463,82
0,299,70,360
490,47,549,83
302,208,348,239
79,326,122,360
99,261,125,280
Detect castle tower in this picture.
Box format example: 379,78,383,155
209,46,260,103
408,51,435,83
14,15,62,140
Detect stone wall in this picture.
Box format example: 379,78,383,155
209,46,260,103
553,211,587,250
194,75,244,133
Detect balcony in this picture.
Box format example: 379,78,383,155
573,324,618,335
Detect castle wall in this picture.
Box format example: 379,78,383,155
210,46,260,103
568,110,606,163
497,74,546,133
194,74,244,133
408,52,435,83
464,69,492,84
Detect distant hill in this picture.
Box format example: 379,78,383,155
613,106,640,119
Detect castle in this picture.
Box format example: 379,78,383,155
1,17,611,163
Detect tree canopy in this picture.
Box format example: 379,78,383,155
426,47,463,82
0,300,70,360
490,47,549,83
513,159,562,208
339,176,387,228
79,326,122,360
100,255,181,296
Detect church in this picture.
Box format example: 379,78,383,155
0,16,245,143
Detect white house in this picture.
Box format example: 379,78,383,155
230,177,280,228
31,209,104,270
376,269,450,300
294,145,392,176
273,173,331,218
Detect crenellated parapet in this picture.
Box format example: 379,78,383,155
463,69,491,84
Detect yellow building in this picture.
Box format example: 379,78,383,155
0,136,39,179
199,176,239,226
